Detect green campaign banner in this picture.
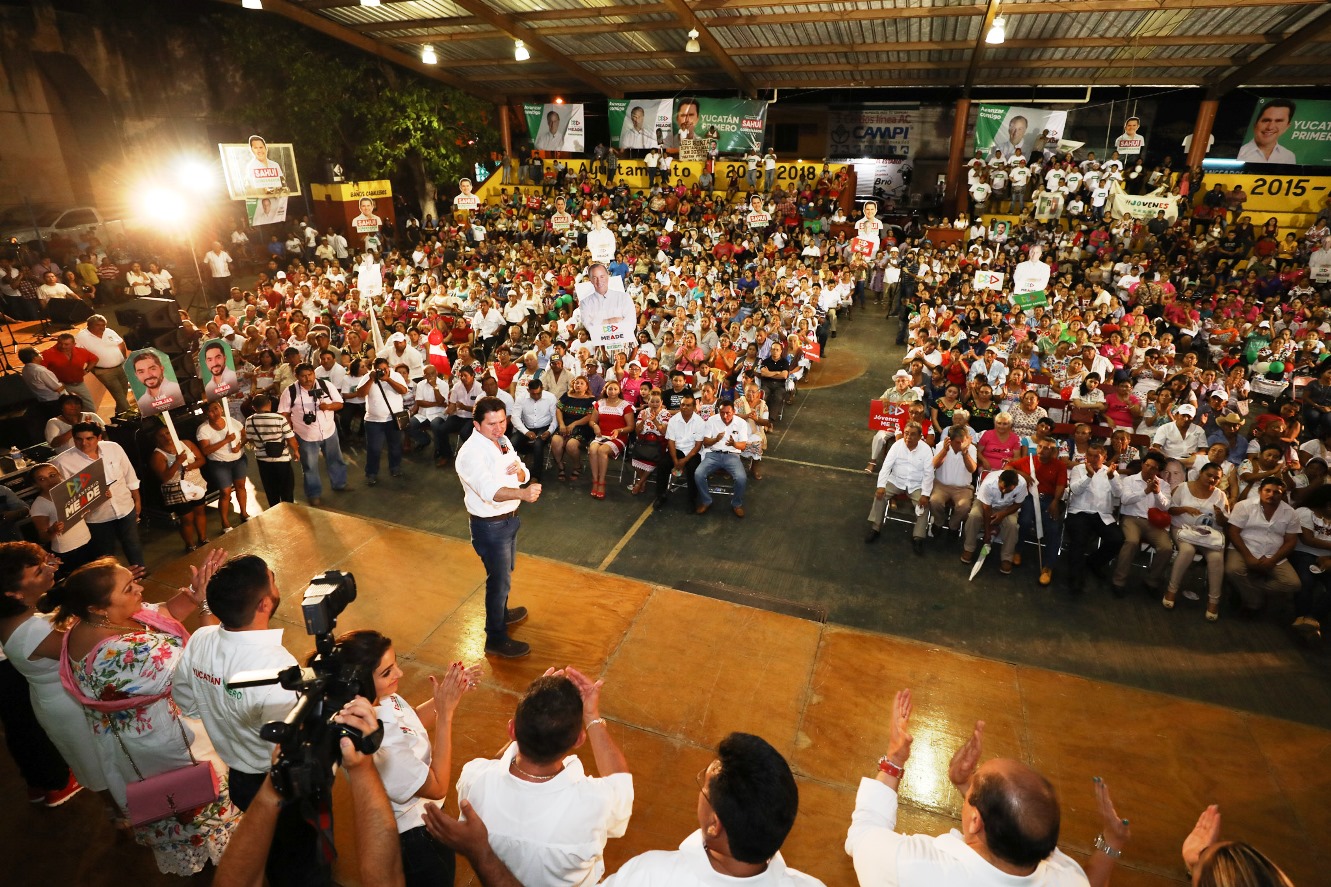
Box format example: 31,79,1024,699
1237,97,1331,166
1012,290,1048,310
973,104,1067,160
608,98,675,150
640,98,768,154
525,103,585,153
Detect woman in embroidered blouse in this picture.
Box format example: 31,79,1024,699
55,552,238,876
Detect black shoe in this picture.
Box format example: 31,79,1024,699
484,636,531,658
1110,583,1128,598
911,538,924,556
505,606,528,626
367,476,378,486
865,528,880,544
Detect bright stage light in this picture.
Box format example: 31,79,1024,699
142,187,187,224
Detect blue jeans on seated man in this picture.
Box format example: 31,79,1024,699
297,434,349,500
470,514,519,643
409,416,448,460
695,451,747,508
1019,493,1064,569
365,420,403,479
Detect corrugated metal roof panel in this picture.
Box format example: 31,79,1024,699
321,0,469,27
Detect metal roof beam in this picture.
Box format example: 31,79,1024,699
657,0,755,96
218,0,489,97
354,5,672,32
437,0,623,96
964,0,1005,93
1210,4,1331,95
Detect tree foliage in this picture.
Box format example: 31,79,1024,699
213,10,495,201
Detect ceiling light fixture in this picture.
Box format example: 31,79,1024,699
514,40,530,61
422,45,438,64
985,15,1006,45
360,0,382,7
685,29,700,53
241,0,262,8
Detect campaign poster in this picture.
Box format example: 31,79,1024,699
351,196,384,235
453,178,480,212
1237,98,1331,166
1114,116,1146,157
219,138,301,200
974,270,1005,291
662,97,767,153
608,98,673,150
1011,253,1051,310
1034,190,1064,221
851,158,914,199
199,338,239,402
973,105,1068,160
827,106,916,158
50,458,109,528
576,273,636,348
869,400,909,434
246,195,288,226
126,347,186,417
526,103,585,153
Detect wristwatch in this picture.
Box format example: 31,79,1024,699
1094,834,1122,859
877,755,904,779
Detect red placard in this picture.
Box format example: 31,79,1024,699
869,400,909,433
805,339,821,362
850,237,876,257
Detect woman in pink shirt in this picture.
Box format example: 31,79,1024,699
977,412,1022,473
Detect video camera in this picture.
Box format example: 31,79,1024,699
227,570,384,804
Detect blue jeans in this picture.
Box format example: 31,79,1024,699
470,515,519,641
365,420,403,479
1019,494,1064,569
763,168,775,191
409,417,448,460
695,452,747,508
88,512,144,567
298,434,349,500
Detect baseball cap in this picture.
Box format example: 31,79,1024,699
1259,320,1271,328
1175,404,1197,417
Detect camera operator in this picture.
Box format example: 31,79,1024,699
278,363,349,506
215,697,404,887
331,629,480,887
351,357,408,486
172,555,329,887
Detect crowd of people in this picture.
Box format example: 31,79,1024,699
0,541,1294,886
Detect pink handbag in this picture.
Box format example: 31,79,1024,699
113,715,220,827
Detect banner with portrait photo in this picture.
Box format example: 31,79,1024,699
575,273,636,349
126,347,187,417
974,105,1067,161
1114,116,1146,157
219,138,301,200
198,338,239,402
351,196,384,236
1237,98,1331,166
608,98,674,150
525,103,585,153
246,195,288,227
850,158,914,199
663,97,767,154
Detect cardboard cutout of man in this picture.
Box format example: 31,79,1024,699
577,263,636,348
200,338,239,401
128,348,185,416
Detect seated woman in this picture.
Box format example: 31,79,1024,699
551,375,596,483
735,382,771,481
965,382,1000,434
976,411,1022,475
150,424,209,552
1071,372,1107,420
587,380,634,500
1164,461,1230,620
628,390,669,495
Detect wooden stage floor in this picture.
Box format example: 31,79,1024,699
3,503,1326,886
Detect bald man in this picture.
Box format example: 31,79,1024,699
846,688,1128,887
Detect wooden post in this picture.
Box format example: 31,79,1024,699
946,97,971,216
498,103,512,156
1187,97,1218,172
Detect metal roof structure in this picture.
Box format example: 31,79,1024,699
236,0,1331,100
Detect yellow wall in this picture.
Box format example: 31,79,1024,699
310,180,393,202
477,159,844,202
1199,173,1331,230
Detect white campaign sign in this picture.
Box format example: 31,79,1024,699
974,270,1005,291
1012,260,1050,295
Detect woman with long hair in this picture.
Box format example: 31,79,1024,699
54,553,238,874
587,380,634,500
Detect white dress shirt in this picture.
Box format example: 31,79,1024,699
53,441,139,522
702,414,749,454
1066,463,1119,523
1229,499,1299,559
449,379,484,420
976,470,1028,510
1116,472,1170,519
415,379,448,421
457,742,634,887
665,412,706,456
846,778,1089,887
933,440,978,487
455,430,527,517
373,692,433,833
513,393,558,434
278,378,342,442
876,439,935,496
1152,421,1208,459
172,626,298,775
605,829,823,887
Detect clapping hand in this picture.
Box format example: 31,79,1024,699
947,720,985,794
563,666,604,723
885,688,914,767
1093,776,1131,854
188,547,228,601
430,661,481,718
424,799,491,862
1182,804,1221,873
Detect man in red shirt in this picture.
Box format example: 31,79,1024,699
1007,438,1068,586
41,333,98,410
